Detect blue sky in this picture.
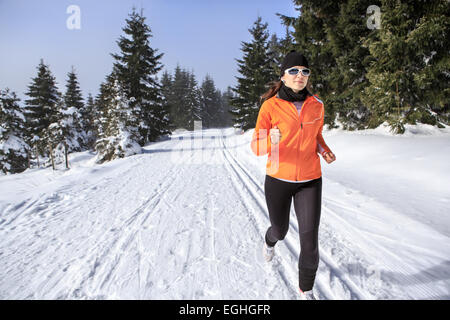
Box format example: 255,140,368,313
0,0,298,102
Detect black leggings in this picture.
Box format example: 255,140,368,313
264,174,322,292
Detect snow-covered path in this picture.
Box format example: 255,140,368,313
0,127,449,299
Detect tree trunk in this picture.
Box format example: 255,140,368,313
35,145,40,168
64,141,69,169
49,144,55,170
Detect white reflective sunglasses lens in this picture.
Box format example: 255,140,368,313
287,68,300,75
286,68,310,76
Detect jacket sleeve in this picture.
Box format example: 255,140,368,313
316,106,332,156
251,101,272,156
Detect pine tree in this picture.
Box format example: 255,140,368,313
222,86,235,128
111,7,169,144
172,65,189,129
81,93,98,150
200,74,222,128
160,70,176,132
268,27,294,77
325,0,378,130
94,81,112,155
62,66,84,151
361,0,449,133
43,99,65,169
24,59,61,156
185,71,202,130
230,16,277,131
95,73,141,163
170,66,198,130
212,88,226,128
405,0,449,127
0,89,29,174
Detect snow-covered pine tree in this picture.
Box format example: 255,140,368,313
93,88,107,160
43,99,65,170
24,59,61,158
0,88,29,174
94,73,141,164
81,93,99,150
62,66,84,152
230,16,276,131
111,7,169,145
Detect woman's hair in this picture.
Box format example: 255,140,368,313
260,79,313,105
260,80,282,104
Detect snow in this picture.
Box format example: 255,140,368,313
0,124,449,299
0,134,27,154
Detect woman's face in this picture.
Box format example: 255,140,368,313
281,65,309,93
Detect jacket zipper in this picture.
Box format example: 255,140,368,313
289,99,307,181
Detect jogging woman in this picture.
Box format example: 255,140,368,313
251,51,336,300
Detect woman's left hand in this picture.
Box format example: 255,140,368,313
323,151,336,164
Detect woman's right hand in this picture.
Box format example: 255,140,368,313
322,151,336,164
270,126,282,145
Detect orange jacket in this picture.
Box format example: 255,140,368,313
251,93,332,181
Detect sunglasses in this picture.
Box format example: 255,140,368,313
285,67,311,77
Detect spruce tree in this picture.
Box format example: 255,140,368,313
43,99,64,169
0,89,29,174
268,27,294,77
230,16,277,131
325,0,377,130
200,74,222,129
361,0,448,133
406,0,449,127
168,66,184,129
212,88,226,128
111,8,169,144
185,71,202,130
81,93,98,150
222,86,235,128
94,81,111,155
95,73,141,163
275,0,449,132
170,66,196,130
160,70,176,132
24,59,61,156
62,66,84,151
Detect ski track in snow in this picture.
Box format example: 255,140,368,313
219,132,367,300
221,128,450,300
0,128,449,299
